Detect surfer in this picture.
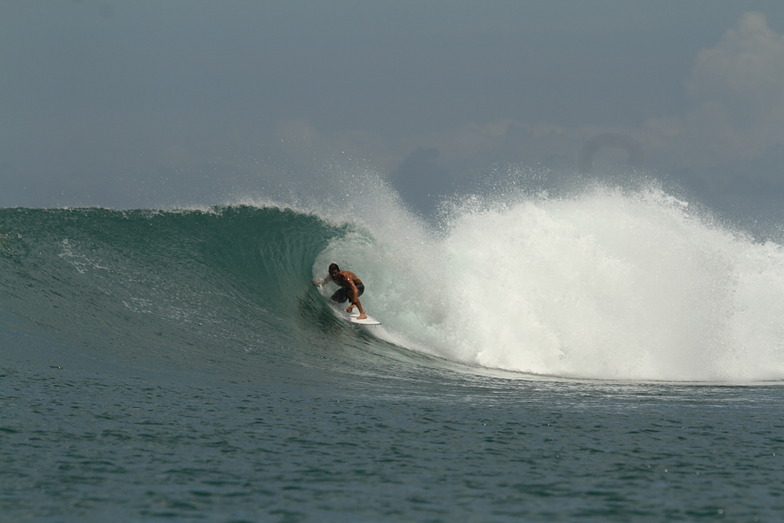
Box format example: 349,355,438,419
312,263,368,320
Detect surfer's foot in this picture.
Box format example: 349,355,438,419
358,314,367,320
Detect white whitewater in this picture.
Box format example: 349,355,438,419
310,171,784,382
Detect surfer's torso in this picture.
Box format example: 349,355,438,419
332,270,362,288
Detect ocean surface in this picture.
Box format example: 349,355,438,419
2,183,784,521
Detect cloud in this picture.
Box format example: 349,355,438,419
679,12,784,164
578,133,644,174
688,12,784,121
263,11,784,220
271,119,396,173
389,147,451,216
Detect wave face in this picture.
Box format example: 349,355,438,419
0,206,348,380
2,185,784,382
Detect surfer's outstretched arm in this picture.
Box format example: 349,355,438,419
312,275,331,286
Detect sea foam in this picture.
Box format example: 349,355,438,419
316,175,784,382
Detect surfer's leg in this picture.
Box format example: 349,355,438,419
330,288,348,303
346,284,365,313
346,286,367,319
353,297,367,319
345,287,357,312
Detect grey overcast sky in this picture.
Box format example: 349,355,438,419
2,1,784,223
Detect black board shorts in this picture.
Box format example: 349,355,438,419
330,283,365,304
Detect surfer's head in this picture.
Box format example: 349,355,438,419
328,263,340,276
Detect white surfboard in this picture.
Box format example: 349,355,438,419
347,309,381,325
315,282,381,325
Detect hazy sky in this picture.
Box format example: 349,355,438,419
2,1,784,223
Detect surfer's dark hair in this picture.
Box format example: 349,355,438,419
328,263,340,274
